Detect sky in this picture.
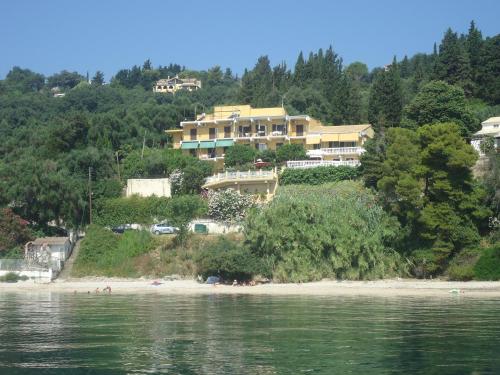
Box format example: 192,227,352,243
0,0,499,81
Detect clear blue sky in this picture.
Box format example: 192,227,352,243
0,0,499,81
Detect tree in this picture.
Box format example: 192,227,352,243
91,71,105,86
368,58,403,130
345,62,369,83
0,208,33,256
434,28,473,95
466,21,484,93
5,67,45,93
47,70,84,89
367,123,490,273
167,195,207,245
402,80,478,137
275,144,307,163
224,144,257,167
476,35,500,104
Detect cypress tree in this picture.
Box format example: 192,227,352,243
435,28,473,95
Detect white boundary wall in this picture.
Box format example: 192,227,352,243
126,178,171,198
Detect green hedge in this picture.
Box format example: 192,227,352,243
474,245,500,280
279,165,360,185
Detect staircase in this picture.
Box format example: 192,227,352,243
57,239,82,280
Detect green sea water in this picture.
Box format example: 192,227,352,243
1,292,500,374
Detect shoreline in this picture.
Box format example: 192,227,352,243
2,278,500,297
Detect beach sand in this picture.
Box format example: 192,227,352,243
2,278,500,297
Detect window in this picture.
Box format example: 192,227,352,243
238,125,251,137
256,124,266,136
272,124,286,135
190,128,197,140
313,144,321,150
276,143,284,148
209,128,217,139
256,143,267,151
189,149,196,157
224,126,231,138
296,124,304,136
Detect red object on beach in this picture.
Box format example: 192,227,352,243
151,280,162,286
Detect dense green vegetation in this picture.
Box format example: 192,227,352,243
244,182,405,282
474,245,500,280
72,225,157,277
280,165,359,185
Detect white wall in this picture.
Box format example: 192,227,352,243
189,219,242,234
126,178,171,198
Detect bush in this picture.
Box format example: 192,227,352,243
280,165,360,186
474,245,500,280
244,181,405,282
0,272,21,283
208,189,254,224
195,237,264,282
446,248,481,281
73,225,157,277
275,144,307,163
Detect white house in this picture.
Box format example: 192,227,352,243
472,117,500,155
27,237,72,262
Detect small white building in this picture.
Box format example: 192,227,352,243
27,237,72,262
126,178,171,198
472,117,500,155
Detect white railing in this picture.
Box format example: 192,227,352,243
286,160,360,169
205,169,277,185
307,147,365,157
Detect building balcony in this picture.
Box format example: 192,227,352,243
306,147,365,158
204,169,277,187
286,160,360,169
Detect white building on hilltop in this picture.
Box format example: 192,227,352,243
472,117,500,155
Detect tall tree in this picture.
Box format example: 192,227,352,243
403,80,478,137
434,28,473,95
368,57,403,131
91,71,105,86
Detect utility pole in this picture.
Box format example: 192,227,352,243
88,166,92,224
115,151,121,181
141,130,147,159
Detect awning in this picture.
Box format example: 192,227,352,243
180,141,199,149
306,135,321,145
216,139,234,147
199,140,216,149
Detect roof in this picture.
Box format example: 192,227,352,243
474,128,500,137
482,117,500,124
309,124,372,134
32,237,69,246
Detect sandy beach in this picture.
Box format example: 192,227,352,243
1,278,500,297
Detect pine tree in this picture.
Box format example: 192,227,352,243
91,71,105,86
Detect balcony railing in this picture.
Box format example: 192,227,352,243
306,147,365,157
205,169,277,185
286,160,360,169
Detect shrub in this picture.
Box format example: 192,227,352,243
0,208,33,256
208,189,254,224
446,248,482,281
73,225,157,277
474,245,500,280
244,181,404,282
0,272,20,283
280,165,360,186
195,237,263,282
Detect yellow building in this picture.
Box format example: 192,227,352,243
166,104,374,168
